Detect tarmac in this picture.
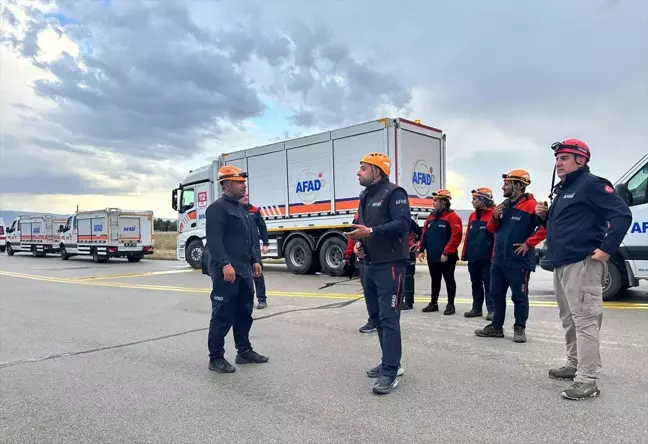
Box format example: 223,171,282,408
1,253,648,444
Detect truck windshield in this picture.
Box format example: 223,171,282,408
627,164,648,207
180,188,195,213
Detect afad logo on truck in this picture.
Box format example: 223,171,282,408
411,160,435,197
295,170,326,204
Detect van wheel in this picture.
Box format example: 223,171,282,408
186,240,203,269
602,263,623,301
285,237,315,275
60,245,70,260
93,249,109,263
6,243,14,256
319,236,347,276
32,246,46,258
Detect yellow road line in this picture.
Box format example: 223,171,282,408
74,269,197,281
1,271,647,309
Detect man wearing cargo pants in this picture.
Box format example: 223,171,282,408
347,152,412,395
537,139,632,400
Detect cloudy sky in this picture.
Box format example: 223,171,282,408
1,0,646,219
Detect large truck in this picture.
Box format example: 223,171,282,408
172,117,446,275
58,208,155,263
4,214,68,257
538,153,648,300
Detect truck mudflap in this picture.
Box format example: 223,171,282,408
102,245,154,261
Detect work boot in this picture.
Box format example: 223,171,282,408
372,375,399,395
548,366,577,381
486,312,493,321
400,302,413,310
359,322,376,333
257,300,267,309
208,357,236,373
444,304,456,315
561,382,600,401
464,309,483,318
513,326,527,343
475,323,505,338
422,302,439,313
366,363,405,378
235,349,269,364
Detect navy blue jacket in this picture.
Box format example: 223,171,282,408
541,166,632,268
462,207,495,262
246,205,269,252
419,209,463,262
487,193,546,270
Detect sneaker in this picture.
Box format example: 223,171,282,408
366,363,405,378
372,375,399,395
208,357,236,373
235,349,269,364
422,302,439,313
475,323,505,338
548,366,577,381
444,304,456,315
257,300,267,309
464,310,483,318
513,326,527,343
561,382,600,401
400,303,414,310
359,322,376,333
486,312,493,321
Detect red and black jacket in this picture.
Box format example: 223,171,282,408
419,209,463,262
462,207,495,262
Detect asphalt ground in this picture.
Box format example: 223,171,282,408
1,253,647,444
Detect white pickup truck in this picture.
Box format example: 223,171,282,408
539,154,648,300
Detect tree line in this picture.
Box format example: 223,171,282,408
154,218,178,232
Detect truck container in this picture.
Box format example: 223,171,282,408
172,117,446,275
58,208,155,263
4,214,68,257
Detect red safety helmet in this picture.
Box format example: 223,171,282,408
551,139,591,162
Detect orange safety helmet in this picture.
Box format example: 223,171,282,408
471,187,493,201
551,139,591,161
432,189,452,200
502,169,531,186
217,165,248,183
360,152,392,176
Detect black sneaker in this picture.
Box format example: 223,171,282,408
400,303,414,310
372,375,399,394
359,322,376,333
366,363,405,378
548,366,577,381
208,357,236,373
422,302,439,313
257,300,267,309
235,349,269,364
444,304,456,315
464,310,483,318
475,323,505,338
561,382,600,400
513,326,527,343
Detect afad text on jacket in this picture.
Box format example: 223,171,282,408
462,207,495,262
419,209,463,262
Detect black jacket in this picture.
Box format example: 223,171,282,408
541,166,632,268
205,194,260,278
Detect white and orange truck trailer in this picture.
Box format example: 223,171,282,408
172,117,446,276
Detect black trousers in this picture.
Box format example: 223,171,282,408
427,253,458,305
491,265,531,329
468,259,493,314
403,260,416,305
253,263,266,301
207,273,255,359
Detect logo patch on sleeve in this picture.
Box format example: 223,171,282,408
604,185,614,193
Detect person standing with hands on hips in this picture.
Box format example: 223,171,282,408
205,165,268,374
417,189,463,315
536,139,632,401
346,152,412,395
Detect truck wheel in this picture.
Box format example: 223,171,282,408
319,236,347,276
602,263,623,302
93,248,109,263
186,240,203,269
127,255,142,263
285,237,315,275
60,245,70,260
6,243,14,256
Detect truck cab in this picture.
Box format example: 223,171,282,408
0,217,6,253
539,154,648,300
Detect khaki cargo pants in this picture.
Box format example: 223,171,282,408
553,256,607,383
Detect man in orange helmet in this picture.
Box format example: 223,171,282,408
346,152,412,395
462,187,496,319
205,165,267,374
536,139,631,401
475,169,546,343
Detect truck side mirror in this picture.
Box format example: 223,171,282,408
172,189,178,211
614,183,630,205
58,224,64,232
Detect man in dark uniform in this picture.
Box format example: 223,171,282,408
241,194,270,309
347,152,412,395
536,139,632,401
206,165,268,373
401,218,423,311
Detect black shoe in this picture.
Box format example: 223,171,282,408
561,382,600,400
209,357,236,373
235,349,269,364
257,300,267,309
359,322,376,333
400,303,413,310
475,323,505,338
444,304,456,315
372,375,399,395
548,366,577,381
366,363,405,378
464,310,483,318
513,326,527,343
422,302,439,313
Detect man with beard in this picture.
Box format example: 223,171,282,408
346,152,411,395
474,170,546,343
205,165,268,373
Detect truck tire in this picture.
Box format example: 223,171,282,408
127,255,142,263
6,243,14,256
319,236,347,276
60,244,70,260
186,239,204,269
285,237,315,275
602,263,623,302
93,248,109,263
